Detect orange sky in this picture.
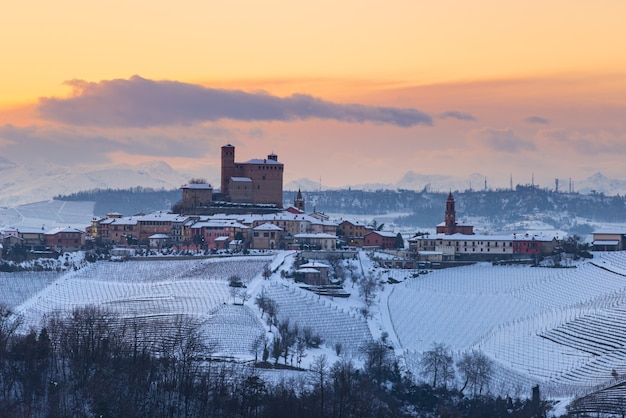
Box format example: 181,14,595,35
1,1,626,190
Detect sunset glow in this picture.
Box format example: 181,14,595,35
2,0,626,190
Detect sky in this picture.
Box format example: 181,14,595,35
2,1,626,190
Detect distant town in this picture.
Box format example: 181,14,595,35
0,144,623,266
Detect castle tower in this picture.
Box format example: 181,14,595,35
294,188,305,212
221,144,236,197
444,192,456,235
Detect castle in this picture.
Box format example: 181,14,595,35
180,144,284,212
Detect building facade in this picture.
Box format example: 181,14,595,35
221,144,284,207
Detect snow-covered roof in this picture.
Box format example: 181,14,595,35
99,217,138,226
15,227,46,234
418,233,556,242
339,219,370,227
296,268,321,274
138,212,180,222
294,233,336,239
300,262,329,269
593,229,626,235
592,240,620,246
191,220,248,229
367,231,398,238
149,234,169,239
44,227,85,236
253,223,282,231
436,221,474,227
243,158,282,165
214,236,230,242
181,183,212,189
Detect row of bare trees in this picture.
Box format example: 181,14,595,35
0,303,549,417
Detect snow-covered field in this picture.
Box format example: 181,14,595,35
4,250,626,402
0,200,94,229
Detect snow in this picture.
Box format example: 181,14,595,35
6,249,626,408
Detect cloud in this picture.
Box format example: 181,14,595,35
38,75,433,128
540,128,626,155
439,111,477,121
524,116,550,124
477,128,536,153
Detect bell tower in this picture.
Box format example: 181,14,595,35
444,192,456,235
294,188,305,212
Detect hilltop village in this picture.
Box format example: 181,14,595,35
0,144,620,264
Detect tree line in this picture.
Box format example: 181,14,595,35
0,303,554,417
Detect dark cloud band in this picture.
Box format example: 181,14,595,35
439,111,477,121
38,76,433,128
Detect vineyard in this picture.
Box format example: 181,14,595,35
4,250,626,404
387,252,626,398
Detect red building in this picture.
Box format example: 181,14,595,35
44,227,86,252
513,234,557,255
364,231,398,249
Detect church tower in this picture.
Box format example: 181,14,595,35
444,192,456,235
294,188,305,212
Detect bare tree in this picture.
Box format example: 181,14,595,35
360,339,397,383
309,354,329,417
262,264,272,280
457,350,493,396
420,342,455,389
358,273,380,308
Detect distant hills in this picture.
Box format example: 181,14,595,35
286,171,626,196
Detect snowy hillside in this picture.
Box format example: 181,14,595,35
5,250,626,403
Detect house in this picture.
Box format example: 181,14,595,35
98,217,139,245
16,227,46,251
513,233,558,256
136,213,180,242
338,220,373,248
190,219,249,250
44,227,86,252
364,231,398,249
148,234,170,249
180,183,213,210
410,232,557,262
296,261,330,285
251,223,282,250
592,229,626,251
292,233,337,251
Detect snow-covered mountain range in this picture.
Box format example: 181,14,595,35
0,159,215,207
